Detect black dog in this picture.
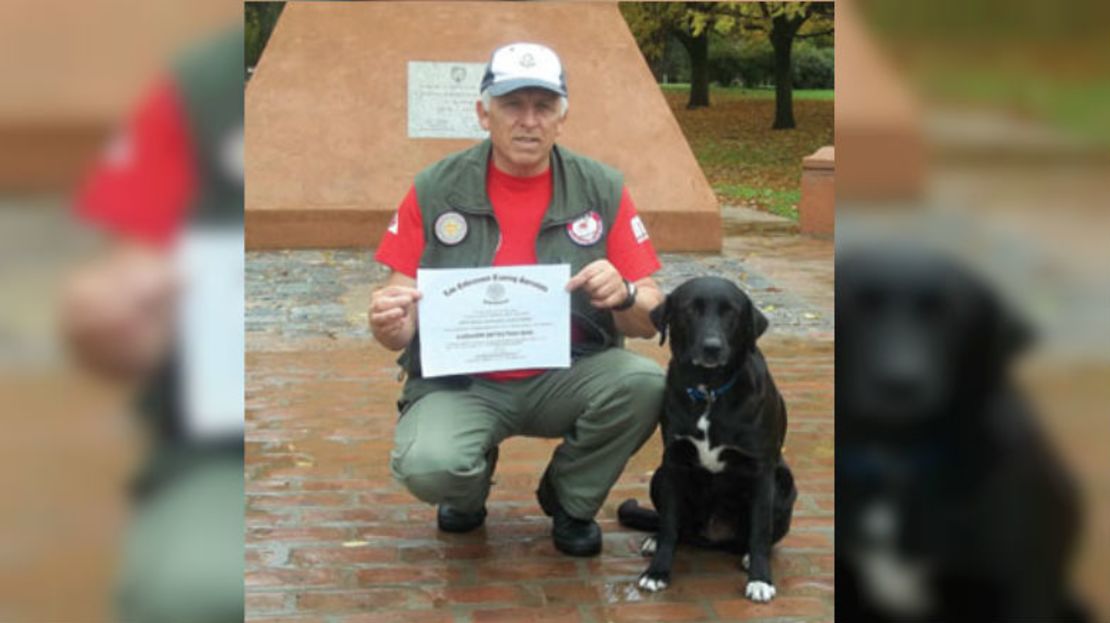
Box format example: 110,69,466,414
618,276,797,602
836,246,1088,622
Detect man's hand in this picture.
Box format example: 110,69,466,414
369,272,421,351
61,242,180,382
566,259,664,339
566,259,627,309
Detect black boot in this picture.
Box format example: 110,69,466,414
536,468,602,557
436,446,499,533
436,505,487,533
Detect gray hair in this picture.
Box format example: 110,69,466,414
480,91,568,118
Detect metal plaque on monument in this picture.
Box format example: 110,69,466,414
407,61,488,139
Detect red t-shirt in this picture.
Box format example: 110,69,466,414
375,160,661,381
74,77,196,245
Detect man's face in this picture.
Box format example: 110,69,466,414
477,88,566,177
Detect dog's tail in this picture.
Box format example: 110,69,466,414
617,499,659,532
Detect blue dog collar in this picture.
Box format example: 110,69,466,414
685,373,741,404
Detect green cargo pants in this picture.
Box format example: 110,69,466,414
116,455,244,623
390,348,665,519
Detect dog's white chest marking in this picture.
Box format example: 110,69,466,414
855,501,934,616
677,410,729,474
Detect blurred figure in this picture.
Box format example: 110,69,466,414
60,26,244,623
836,244,1088,621
836,0,1109,617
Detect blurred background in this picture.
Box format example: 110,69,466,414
838,0,1109,618
1,0,240,621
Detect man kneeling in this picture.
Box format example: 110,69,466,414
369,42,665,556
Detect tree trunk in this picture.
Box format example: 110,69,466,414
770,18,797,129
685,30,710,109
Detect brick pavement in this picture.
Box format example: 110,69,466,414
245,233,834,623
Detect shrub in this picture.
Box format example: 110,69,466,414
792,42,834,89
709,36,775,88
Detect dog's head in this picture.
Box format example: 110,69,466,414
836,247,1031,426
650,277,768,369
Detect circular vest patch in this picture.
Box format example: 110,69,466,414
434,211,468,245
567,211,604,246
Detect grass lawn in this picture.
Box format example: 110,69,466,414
661,86,834,220
661,83,835,101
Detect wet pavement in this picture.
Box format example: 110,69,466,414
245,231,834,622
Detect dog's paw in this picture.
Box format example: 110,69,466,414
744,580,776,602
639,536,657,557
741,553,750,570
637,571,670,592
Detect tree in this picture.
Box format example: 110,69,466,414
743,3,834,129
621,3,732,109
621,2,833,126
246,2,285,73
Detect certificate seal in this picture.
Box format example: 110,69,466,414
567,211,603,246
434,211,468,245
484,282,507,304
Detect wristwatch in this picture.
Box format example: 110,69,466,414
613,279,638,312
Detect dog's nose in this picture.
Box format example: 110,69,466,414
876,360,928,407
878,374,924,403
702,337,723,357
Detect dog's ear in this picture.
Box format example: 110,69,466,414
751,303,769,344
650,297,670,346
987,294,1033,371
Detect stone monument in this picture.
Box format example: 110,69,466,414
245,1,720,252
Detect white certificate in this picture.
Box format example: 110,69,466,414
417,265,571,377
175,226,245,439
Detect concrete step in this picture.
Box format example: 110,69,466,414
720,204,800,236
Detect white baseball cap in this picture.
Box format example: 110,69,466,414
479,42,567,97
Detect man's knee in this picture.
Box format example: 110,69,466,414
608,357,666,426
621,368,665,436
391,440,489,505
119,565,243,623
117,461,244,623
573,356,664,447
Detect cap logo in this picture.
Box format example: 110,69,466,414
567,211,604,246
434,211,468,246
520,53,536,68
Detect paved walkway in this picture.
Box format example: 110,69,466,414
245,232,834,623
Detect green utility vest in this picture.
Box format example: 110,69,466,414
398,140,626,409
134,26,244,497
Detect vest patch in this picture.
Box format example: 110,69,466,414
567,211,603,246
434,211,468,245
104,130,133,168
387,213,399,235
631,215,650,244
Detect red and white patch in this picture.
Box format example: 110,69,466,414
104,130,133,168
387,212,399,235
566,211,603,246
630,215,650,244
